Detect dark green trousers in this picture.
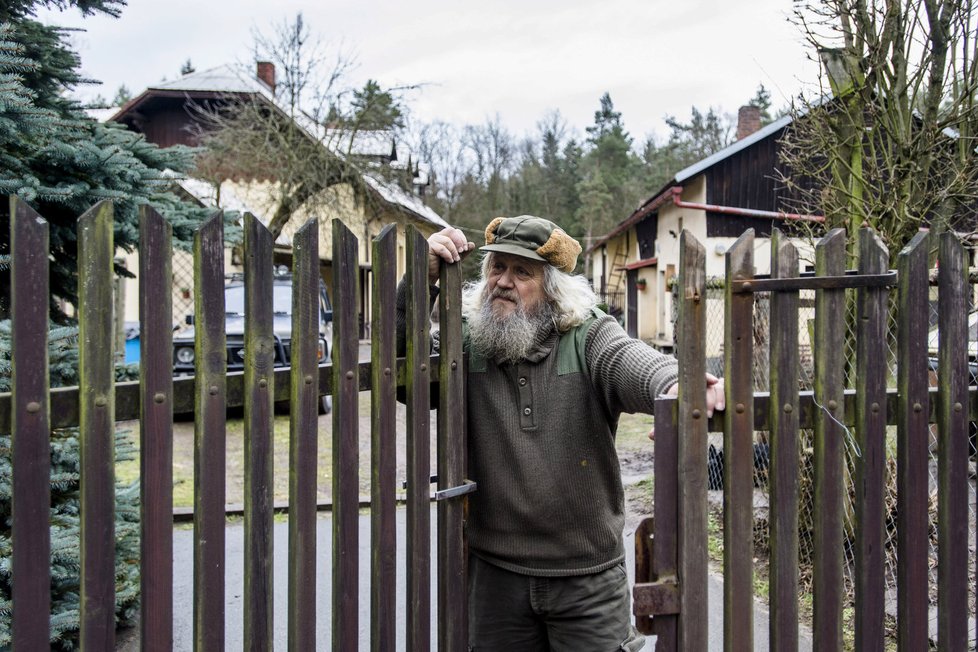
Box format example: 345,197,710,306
467,555,646,651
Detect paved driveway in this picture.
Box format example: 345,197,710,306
117,506,812,650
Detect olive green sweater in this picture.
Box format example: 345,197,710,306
396,282,678,576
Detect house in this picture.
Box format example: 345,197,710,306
586,106,820,351
106,62,448,334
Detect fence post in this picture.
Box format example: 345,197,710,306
936,231,969,651
77,200,116,651
768,227,800,652
895,230,930,651
243,214,274,651
650,397,679,650
331,219,361,652
370,223,398,652
723,229,755,651
192,211,227,651
854,227,888,650
676,230,708,651
138,206,174,652
405,226,432,651
10,197,51,651
288,218,321,651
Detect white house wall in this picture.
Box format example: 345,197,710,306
654,179,707,346
649,179,815,349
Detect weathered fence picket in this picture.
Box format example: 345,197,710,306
936,231,970,651
895,230,930,652
649,396,679,648
767,228,801,652
854,227,888,650
10,197,51,650
405,226,432,651
331,220,361,652
675,231,708,651
722,228,755,651
437,236,468,652
243,214,274,651
78,200,117,651
193,212,227,651
813,228,846,650
138,206,174,652
370,223,398,652
287,218,320,650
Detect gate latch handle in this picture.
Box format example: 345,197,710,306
401,475,478,500
434,479,477,501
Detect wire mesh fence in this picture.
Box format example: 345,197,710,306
677,279,974,647
171,249,196,334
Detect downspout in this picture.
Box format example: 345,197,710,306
601,246,607,294
669,186,825,223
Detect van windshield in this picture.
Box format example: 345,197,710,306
225,284,293,315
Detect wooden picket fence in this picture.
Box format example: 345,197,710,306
637,226,976,650
10,193,977,651
5,196,470,651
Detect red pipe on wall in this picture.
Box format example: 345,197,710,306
669,186,825,223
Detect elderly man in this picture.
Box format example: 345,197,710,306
404,216,722,651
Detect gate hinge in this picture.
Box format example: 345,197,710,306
633,576,680,617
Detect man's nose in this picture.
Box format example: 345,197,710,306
496,270,515,287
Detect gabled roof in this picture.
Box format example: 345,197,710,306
151,65,274,97
110,65,275,123
107,64,448,230
587,115,795,254
364,176,449,228
674,115,792,183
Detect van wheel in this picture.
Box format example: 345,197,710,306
319,395,332,415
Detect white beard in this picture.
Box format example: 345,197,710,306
467,289,553,364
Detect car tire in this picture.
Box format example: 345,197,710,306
319,395,332,415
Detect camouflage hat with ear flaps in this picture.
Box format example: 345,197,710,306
481,215,582,273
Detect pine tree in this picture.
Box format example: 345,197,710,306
575,93,642,263
348,78,405,130
0,322,139,649
0,2,219,647
0,7,220,320
110,83,131,106
749,83,773,125
663,106,732,166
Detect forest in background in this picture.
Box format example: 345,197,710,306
407,86,778,250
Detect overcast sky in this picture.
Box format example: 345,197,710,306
39,0,820,143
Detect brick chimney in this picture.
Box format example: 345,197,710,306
736,105,762,140
256,61,275,94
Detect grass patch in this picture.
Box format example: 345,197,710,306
615,411,655,449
